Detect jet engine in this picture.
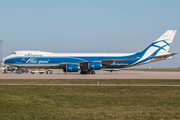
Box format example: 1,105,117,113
88,62,102,70
64,64,79,72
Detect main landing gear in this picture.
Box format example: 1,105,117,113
17,68,22,74
17,70,21,74
80,70,95,74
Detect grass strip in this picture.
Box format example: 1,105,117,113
0,86,180,119
0,79,180,85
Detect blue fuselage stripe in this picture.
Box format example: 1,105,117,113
5,53,143,68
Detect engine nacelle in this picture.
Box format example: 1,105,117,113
64,64,79,72
88,62,102,70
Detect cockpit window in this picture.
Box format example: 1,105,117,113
12,52,16,54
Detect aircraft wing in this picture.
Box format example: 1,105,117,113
101,57,139,65
57,57,139,66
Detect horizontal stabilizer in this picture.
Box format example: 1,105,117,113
150,53,177,59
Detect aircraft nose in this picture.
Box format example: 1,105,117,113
2,58,6,63
2,57,9,64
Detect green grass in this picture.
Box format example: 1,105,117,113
1,79,180,85
123,68,180,72
1,79,180,119
0,86,180,119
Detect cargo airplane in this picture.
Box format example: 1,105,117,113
3,30,177,74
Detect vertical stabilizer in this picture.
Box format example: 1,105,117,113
131,30,177,66
142,30,177,56
154,30,176,54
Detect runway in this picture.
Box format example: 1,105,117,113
0,70,180,79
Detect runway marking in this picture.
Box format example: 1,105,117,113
0,84,180,86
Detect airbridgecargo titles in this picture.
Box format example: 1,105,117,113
3,30,177,74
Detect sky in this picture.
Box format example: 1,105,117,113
0,0,180,68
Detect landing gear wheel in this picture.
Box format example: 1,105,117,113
80,70,87,74
81,70,95,74
18,71,21,74
46,70,53,74
91,71,95,74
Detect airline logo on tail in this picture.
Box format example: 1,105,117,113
153,39,171,52
130,30,176,66
153,30,176,54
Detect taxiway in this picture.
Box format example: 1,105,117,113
0,70,180,79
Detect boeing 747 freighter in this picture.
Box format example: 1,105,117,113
3,30,177,74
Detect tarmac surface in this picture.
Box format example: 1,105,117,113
0,70,180,79
0,84,180,86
